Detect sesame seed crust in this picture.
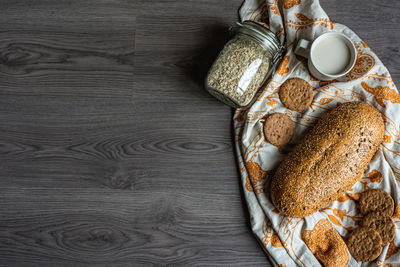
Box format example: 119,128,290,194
270,102,385,218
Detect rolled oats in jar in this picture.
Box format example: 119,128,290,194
205,21,283,108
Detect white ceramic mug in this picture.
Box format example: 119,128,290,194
294,32,357,81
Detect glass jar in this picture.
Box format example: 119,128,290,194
205,21,283,108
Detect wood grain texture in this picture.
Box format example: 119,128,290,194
0,0,399,266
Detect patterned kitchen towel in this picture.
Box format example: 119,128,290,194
234,0,400,266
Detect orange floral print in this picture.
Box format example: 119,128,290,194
319,80,338,87
267,99,277,106
255,0,281,17
270,0,280,16
332,209,347,221
262,219,286,248
276,27,285,39
309,97,335,112
365,73,395,87
259,3,270,22
322,208,359,226
336,195,348,202
245,160,269,194
247,111,268,122
277,56,290,76
286,13,336,31
348,192,362,200
361,41,370,49
364,169,383,183
314,98,334,105
251,2,270,23
246,160,269,183
271,208,280,214
384,134,392,143
361,81,400,108
347,44,375,80
234,110,244,122
309,74,318,81
337,193,357,202
295,13,312,22
249,1,265,21
385,240,400,260
325,213,352,231
302,219,349,267
283,0,301,9
245,176,253,192
392,204,400,219
359,180,370,190
271,233,284,248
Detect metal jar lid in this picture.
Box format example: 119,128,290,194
236,20,283,64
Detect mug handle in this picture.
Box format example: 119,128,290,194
294,39,311,59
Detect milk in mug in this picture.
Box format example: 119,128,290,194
312,36,352,75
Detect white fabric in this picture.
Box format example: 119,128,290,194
234,0,400,266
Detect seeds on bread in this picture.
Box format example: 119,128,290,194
270,102,384,217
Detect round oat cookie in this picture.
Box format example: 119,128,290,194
263,113,294,146
279,78,314,111
347,227,383,262
361,212,395,245
359,189,394,217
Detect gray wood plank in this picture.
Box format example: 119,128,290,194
0,0,398,266
0,0,269,266
0,190,264,266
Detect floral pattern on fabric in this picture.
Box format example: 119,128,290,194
237,0,400,266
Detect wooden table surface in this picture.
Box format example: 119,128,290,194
0,0,399,266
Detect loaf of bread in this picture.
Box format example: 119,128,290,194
270,102,384,218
